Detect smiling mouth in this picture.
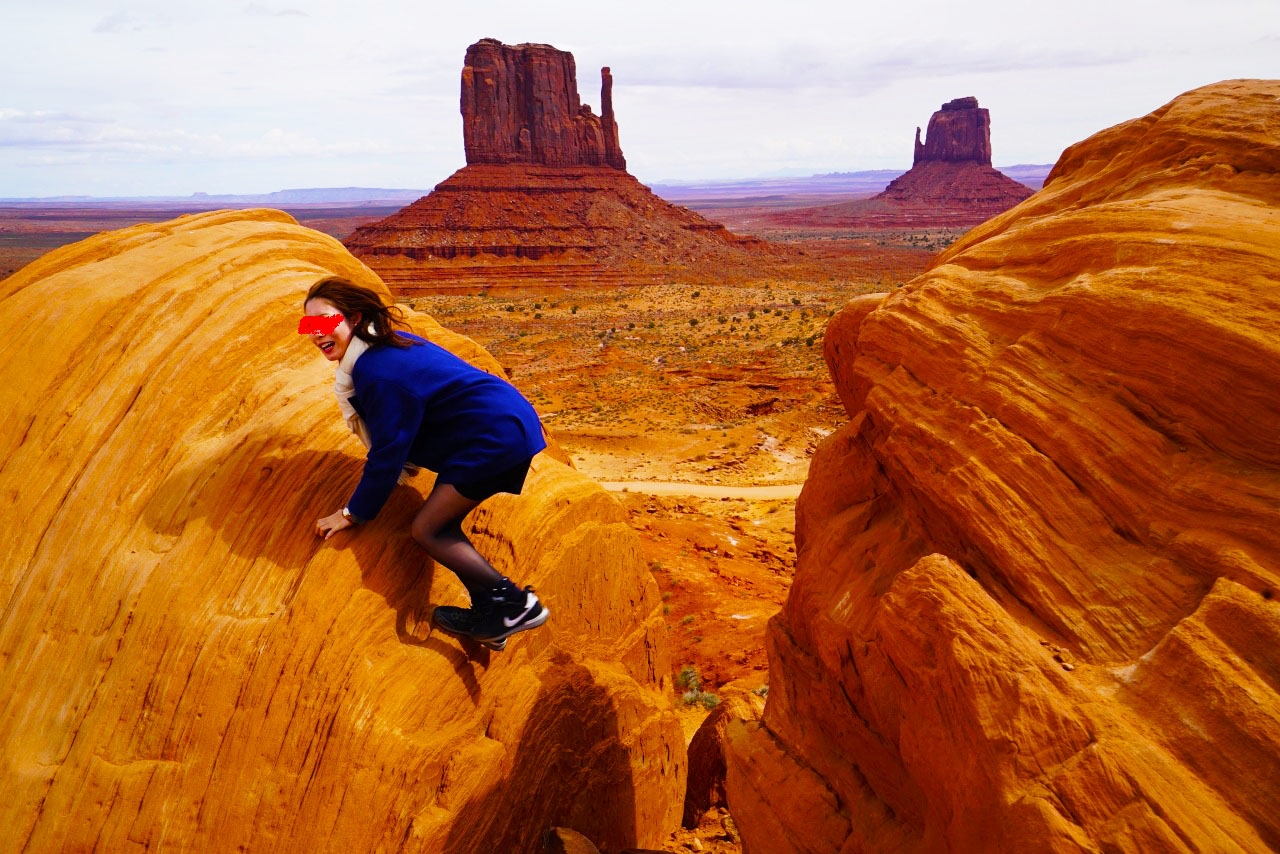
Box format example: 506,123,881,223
319,341,336,354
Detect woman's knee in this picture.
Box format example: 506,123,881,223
411,516,463,551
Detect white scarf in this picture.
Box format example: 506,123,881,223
334,330,418,483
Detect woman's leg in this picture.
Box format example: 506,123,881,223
410,482,504,599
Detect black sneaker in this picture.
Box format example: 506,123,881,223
433,605,507,651
469,586,549,642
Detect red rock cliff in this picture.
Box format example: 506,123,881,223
913,96,992,165
462,38,625,170
727,79,1280,852
0,210,684,852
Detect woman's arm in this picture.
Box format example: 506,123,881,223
344,376,426,522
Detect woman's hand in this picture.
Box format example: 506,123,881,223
316,509,353,540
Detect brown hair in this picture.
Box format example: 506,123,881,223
304,277,415,349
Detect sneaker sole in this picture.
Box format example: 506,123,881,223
475,606,549,643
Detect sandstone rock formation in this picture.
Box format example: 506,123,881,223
913,96,991,165
0,209,684,852
683,691,765,829
727,79,1280,851
462,38,625,170
765,97,1032,230
346,39,766,292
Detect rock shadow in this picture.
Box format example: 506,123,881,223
442,651,641,853
142,443,485,696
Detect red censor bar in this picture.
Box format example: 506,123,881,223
298,314,344,335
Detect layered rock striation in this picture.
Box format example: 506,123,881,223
0,210,684,852
766,96,1032,229
346,39,765,292
727,79,1280,851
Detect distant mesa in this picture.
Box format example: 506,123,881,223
345,39,765,292
879,96,1032,207
764,96,1034,229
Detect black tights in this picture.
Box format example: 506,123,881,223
410,482,504,602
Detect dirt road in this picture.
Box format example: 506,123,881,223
599,480,804,499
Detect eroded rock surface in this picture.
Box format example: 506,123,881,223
0,210,684,853
683,691,765,829
728,79,1280,852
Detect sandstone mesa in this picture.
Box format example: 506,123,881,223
0,210,684,852
727,79,1280,852
766,97,1033,230
345,39,766,293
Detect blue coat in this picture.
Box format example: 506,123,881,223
345,333,546,520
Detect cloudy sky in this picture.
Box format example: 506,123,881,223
3,0,1276,197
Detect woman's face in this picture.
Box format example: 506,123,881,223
303,297,356,362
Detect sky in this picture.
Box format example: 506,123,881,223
2,0,1277,197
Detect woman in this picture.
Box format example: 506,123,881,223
303,277,549,648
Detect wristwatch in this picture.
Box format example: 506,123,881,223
341,507,360,523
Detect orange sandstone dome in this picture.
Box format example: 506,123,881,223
0,210,684,852
727,79,1280,851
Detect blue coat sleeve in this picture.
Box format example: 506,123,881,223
346,376,425,521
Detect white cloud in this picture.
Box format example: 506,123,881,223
0,109,409,167
614,41,1141,91
92,10,151,33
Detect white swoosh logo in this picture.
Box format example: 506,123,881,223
504,593,537,628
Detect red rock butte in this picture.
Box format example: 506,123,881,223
765,96,1034,229
726,79,1280,852
345,39,765,293
461,38,625,170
